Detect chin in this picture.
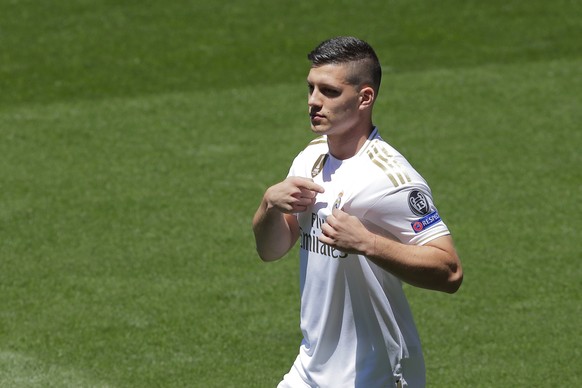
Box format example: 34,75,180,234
310,124,330,135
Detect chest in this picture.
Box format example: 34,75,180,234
299,157,375,230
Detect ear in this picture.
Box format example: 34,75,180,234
358,86,375,110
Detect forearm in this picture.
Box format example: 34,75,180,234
252,199,298,261
252,177,323,261
364,233,463,293
319,208,463,293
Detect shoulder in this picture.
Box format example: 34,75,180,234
288,136,329,177
359,136,425,190
292,136,328,163
303,136,328,154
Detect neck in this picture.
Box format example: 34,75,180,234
327,125,374,160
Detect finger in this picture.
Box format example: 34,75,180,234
293,205,308,213
320,222,336,238
294,177,325,193
291,195,317,212
318,232,334,246
324,213,335,227
298,188,318,199
294,197,316,208
331,207,348,219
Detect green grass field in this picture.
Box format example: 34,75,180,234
1,0,581,386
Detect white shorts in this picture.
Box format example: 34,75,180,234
276,353,424,387
277,358,312,388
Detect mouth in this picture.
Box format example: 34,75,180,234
310,112,325,122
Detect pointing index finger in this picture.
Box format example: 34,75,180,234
294,177,325,193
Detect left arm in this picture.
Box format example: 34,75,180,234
319,207,463,293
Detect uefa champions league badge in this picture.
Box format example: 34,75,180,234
411,210,441,233
333,191,344,209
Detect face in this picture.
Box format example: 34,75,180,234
307,64,363,137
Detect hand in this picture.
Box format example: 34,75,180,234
319,207,373,255
264,176,325,214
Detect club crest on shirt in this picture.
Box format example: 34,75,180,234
408,190,431,216
333,191,344,209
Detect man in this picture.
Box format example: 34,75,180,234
252,36,463,388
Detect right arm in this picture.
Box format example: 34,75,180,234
252,177,324,261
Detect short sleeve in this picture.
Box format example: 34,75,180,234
364,186,450,246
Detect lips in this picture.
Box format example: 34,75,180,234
310,115,324,125
310,112,325,122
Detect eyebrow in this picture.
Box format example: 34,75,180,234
306,77,344,88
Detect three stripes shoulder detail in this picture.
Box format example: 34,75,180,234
307,136,327,147
366,140,412,187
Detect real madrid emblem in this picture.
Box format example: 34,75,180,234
333,191,344,209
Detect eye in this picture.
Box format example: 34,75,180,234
321,87,341,98
307,83,314,94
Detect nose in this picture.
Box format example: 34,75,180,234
308,88,322,107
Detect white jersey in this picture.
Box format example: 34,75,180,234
279,128,450,388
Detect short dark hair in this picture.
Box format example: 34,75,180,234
307,36,382,94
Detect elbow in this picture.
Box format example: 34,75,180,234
444,266,463,294
256,247,283,262
257,253,277,262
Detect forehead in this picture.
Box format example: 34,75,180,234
307,63,352,86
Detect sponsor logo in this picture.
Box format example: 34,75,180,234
299,213,348,259
411,210,441,233
408,190,431,216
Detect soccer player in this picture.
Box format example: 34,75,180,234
252,36,463,388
